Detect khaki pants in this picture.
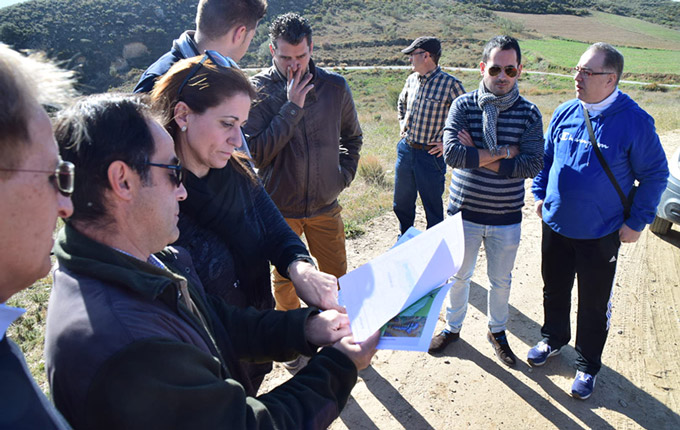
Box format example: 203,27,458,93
273,207,347,310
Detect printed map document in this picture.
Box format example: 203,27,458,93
338,213,464,351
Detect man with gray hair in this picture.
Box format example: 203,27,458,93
0,44,74,429
530,42,668,400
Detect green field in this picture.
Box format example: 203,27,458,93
592,11,680,45
521,38,680,75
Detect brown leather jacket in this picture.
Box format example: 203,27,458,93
244,60,363,218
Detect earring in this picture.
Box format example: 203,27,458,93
181,126,187,132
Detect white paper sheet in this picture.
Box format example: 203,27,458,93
338,213,464,342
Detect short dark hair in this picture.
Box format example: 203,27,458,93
482,35,522,66
588,42,624,84
55,94,158,225
196,0,267,39
269,13,312,48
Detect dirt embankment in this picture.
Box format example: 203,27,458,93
261,131,680,430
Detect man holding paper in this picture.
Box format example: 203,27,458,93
428,36,543,367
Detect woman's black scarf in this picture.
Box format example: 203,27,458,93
179,164,274,310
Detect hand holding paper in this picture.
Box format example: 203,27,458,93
338,213,465,351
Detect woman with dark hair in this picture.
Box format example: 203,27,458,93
150,54,342,392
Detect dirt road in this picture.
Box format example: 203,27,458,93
261,131,680,429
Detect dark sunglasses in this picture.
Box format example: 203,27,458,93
487,65,519,78
177,50,238,97
0,159,75,197
146,162,183,187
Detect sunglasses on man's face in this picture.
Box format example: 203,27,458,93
0,159,75,197
146,162,184,187
176,50,238,97
486,65,519,78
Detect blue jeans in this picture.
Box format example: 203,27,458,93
393,138,446,235
445,220,521,334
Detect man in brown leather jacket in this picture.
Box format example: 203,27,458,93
244,13,363,322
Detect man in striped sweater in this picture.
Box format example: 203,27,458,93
428,36,544,367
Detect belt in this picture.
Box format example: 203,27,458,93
405,139,435,151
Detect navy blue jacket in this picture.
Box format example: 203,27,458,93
0,335,71,429
134,30,198,93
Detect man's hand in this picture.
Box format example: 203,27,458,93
619,223,642,243
305,310,351,346
287,66,314,108
332,331,380,371
535,200,544,219
457,129,474,147
289,261,345,312
427,141,444,157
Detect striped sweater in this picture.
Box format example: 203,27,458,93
443,90,544,225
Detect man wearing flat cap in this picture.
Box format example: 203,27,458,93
394,36,465,235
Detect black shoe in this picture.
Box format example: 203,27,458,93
428,330,459,354
487,330,517,366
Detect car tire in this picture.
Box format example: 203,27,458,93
650,215,672,235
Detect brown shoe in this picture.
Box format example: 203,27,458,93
487,330,517,366
428,330,460,354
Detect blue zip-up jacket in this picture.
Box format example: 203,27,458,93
532,92,669,239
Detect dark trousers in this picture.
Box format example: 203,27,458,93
393,138,446,235
540,222,620,375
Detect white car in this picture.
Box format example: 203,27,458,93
650,146,680,235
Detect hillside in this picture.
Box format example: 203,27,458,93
0,0,678,92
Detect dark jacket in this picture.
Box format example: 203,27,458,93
45,224,358,430
0,335,71,429
133,30,198,93
176,165,311,311
244,60,363,218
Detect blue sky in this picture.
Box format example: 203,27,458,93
0,0,28,8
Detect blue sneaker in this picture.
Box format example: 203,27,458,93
571,371,597,400
527,339,561,367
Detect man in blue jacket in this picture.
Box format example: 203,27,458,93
530,43,669,400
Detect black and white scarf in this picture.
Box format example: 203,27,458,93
477,81,520,154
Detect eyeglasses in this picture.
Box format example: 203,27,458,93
177,50,238,97
409,50,427,58
0,160,75,197
146,162,183,187
572,66,614,78
487,65,519,78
